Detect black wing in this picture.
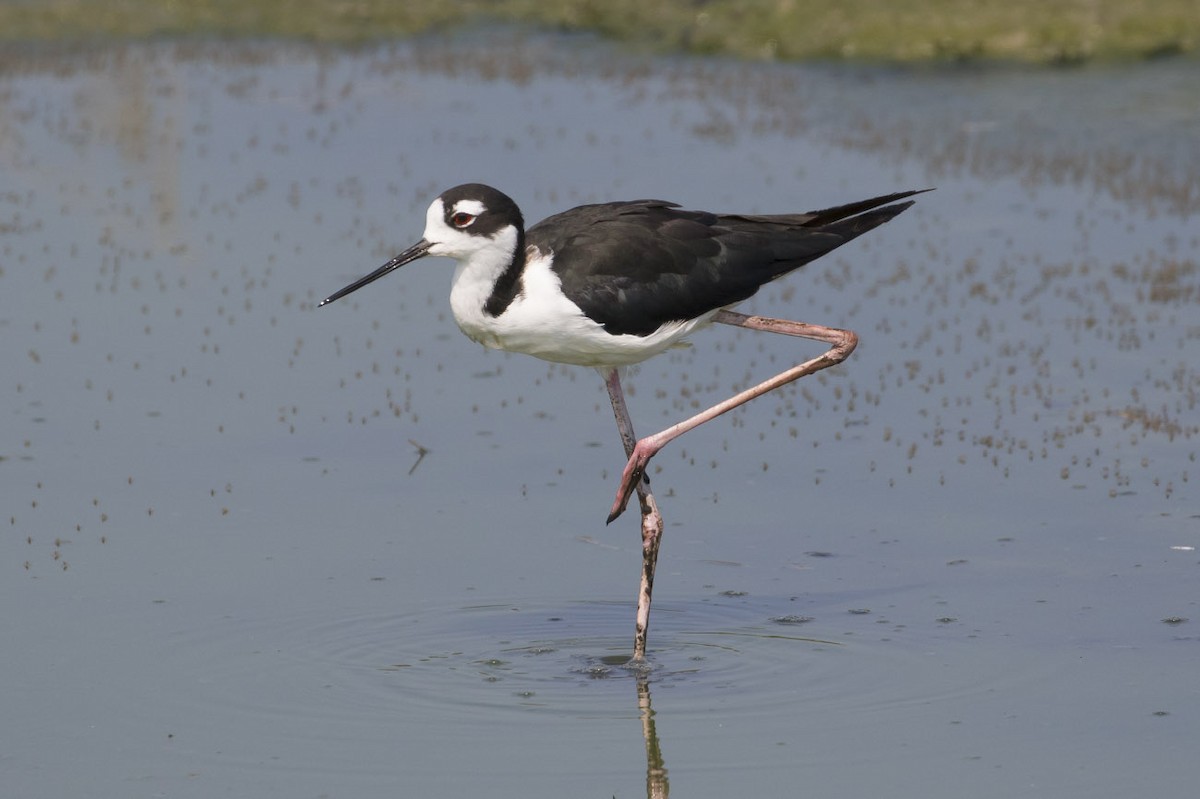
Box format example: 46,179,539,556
530,190,926,337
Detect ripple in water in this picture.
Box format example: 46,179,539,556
166,592,1055,731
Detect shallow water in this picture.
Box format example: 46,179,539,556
2,33,1197,798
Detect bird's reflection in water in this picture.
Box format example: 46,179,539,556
637,678,669,799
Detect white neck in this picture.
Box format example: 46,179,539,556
447,225,521,341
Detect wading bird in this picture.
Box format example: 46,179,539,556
321,183,924,660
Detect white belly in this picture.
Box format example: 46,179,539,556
449,250,717,368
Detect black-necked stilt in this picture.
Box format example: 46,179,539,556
321,183,925,660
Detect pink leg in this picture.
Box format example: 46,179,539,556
607,309,859,523
604,368,664,661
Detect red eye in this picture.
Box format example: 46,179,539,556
451,212,475,228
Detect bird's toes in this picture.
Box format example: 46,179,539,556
606,457,646,524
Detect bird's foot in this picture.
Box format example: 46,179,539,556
606,441,656,524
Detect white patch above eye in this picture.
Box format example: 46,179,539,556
452,199,487,217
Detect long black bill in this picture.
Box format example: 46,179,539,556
318,239,433,307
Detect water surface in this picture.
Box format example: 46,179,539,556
2,34,1197,798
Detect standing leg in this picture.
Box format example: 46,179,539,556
604,368,665,662
607,310,859,522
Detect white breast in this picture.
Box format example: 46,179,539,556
449,247,717,368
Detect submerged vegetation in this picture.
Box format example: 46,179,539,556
1,0,1197,63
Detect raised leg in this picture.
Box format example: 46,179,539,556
604,368,665,662
607,310,859,523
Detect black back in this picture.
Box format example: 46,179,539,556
530,190,924,336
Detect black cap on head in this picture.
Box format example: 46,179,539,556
438,183,524,236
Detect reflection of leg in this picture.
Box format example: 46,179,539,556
607,309,859,521
638,680,669,799
604,368,665,662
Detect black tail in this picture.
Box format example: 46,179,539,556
802,188,933,228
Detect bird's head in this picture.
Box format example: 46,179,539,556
319,183,523,307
